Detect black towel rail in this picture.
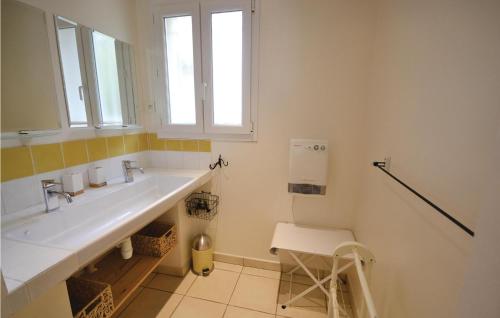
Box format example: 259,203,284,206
373,160,474,237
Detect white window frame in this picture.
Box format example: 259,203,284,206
155,2,204,134
153,0,259,141
53,17,94,128
201,0,252,134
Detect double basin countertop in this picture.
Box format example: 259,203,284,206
1,168,212,313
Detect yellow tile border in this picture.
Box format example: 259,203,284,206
181,140,199,152
0,133,211,182
165,139,182,151
0,146,35,182
198,140,211,152
86,138,108,162
31,143,65,174
107,136,125,157
149,133,165,151
62,140,89,167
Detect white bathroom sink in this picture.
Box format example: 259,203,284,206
1,168,211,313
3,174,191,245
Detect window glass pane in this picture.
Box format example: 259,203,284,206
211,11,243,126
56,20,87,125
164,16,196,125
92,31,122,125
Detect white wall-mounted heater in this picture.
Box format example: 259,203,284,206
288,139,328,195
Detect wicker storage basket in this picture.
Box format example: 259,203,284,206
67,277,114,318
132,222,177,257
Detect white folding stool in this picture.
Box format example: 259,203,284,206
270,222,355,311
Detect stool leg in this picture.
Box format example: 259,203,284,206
288,251,330,296
282,275,333,308
284,254,315,275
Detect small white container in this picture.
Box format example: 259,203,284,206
117,237,133,260
89,167,106,187
62,173,84,196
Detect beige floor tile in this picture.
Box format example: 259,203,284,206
118,288,182,318
276,306,327,318
242,266,281,279
276,280,327,318
214,261,243,273
147,271,197,295
229,274,280,314
157,293,185,317
281,273,316,286
140,272,156,287
114,286,144,318
187,269,240,303
277,280,327,309
224,306,275,318
171,296,226,318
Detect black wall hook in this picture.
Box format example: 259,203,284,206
209,154,229,170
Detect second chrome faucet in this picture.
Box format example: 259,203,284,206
122,160,144,183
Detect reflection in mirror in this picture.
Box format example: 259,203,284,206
1,0,61,133
116,42,138,126
55,16,138,128
55,17,90,127
92,31,123,125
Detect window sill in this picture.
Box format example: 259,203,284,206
1,130,62,140
156,129,257,142
0,126,146,148
94,125,144,136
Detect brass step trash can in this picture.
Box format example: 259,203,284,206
192,233,214,276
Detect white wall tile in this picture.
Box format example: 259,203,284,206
166,151,183,169
106,156,125,179
1,176,41,214
199,153,213,170
141,151,152,168
183,152,200,169
0,150,211,216
1,197,6,215
150,151,167,168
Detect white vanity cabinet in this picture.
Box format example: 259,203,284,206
2,169,212,317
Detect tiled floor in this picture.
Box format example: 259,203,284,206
119,261,350,318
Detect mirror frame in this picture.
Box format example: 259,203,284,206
54,15,141,130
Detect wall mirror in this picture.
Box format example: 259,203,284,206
55,16,139,128
1,0,61,133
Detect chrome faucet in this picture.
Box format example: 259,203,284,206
41,180,73,212
122,160,144,183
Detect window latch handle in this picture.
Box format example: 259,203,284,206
202,82,207,101
78,86,85,101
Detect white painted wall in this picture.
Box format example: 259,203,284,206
135,0,376,261
18,0,137,44
213,0,375,261
458,129,500,318
354,0,500,317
